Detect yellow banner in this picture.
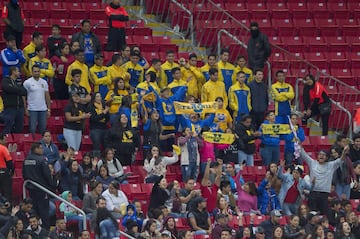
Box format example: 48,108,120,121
143,92,156,102
174,101,219,114
203,132,235,144
262,124,291,134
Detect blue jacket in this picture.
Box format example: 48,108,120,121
277,166,312,208
40,139,60,165
257,179,281,215
0,47,26,76
122,204,143,228
283,126,305,153
182,114,215,135
260,120,280,146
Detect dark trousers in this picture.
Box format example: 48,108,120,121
106,27,126,52
117,153,133,166
310,107,329,136
0,172,12,202
2,107,24,134
250,111,265,129
90,128,107,151
4,27,23,49
160,130,175,152
29,189,50,230
53,78,69,100
308,191,329,215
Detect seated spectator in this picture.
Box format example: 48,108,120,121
15,198,34,229
342,200,353,215
259,209,282,238
102,181,129,219
272,226,284,239
82,181,103,215
212,214,232,239
166,181,182,217
6,218,24,239
180,178,201,212
144,208,164,231
297,204,309,228
144,145,179,183
95,207,119,239
60,159,84,200
132,46,149,69
140,219,161,239
327,199,345,227
48,218,72,239
223,163,238,194
236,164,258,214
351,160,360,199
125,220,140,238
90,196,106,231
216,187,236,217
304,211,320,235
346,211,360,238
257,172,281,215
97,148,129,184
24,214,49,239
59,191,84,232
40,130,60,165
79,230,91,239
54,147,75,174
95,165,114,191
178,230,193,239
133,200,145,225
311,224,326,239
80,152,97,184
162,216,177,239
284,215,305,239
122,204,143,229
149,175,170,211
187,197,211,235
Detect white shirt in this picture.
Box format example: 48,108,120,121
23,77,49,111
102,188,129,212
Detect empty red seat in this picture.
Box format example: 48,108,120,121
327,52,347,62
309,136,332,151
304,52,327,64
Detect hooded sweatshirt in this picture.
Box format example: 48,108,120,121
122,204,143,228
59,191,77,217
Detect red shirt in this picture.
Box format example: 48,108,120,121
0,144,12,169
201,184,218,213
309,82,328,105
284,180,299,203
105,5,128,28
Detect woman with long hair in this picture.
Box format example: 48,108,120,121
346,211,360,238
80,152,97,184
236,164,259,214
297,203,309,227
284,215,305,239
166,180,182,217
162,216,178,239
312,224,325,239
303,74,331,136
149,175,170,211
7,219,24,239
97,148,129,184
88,92,110,156
272,226,284,239
95,207,119,239
60,159,84,200
140,219,161,239
144,145,178,183
102,181,129,219
51,42,75,99
63,92,91,151
336,221,356,239
95,165,114,191
212,196,235,222
104,113,140,166
105,77,129,124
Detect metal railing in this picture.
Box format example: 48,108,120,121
23,180,87,230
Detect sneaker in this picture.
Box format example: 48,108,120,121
12,143,17,152
7,144,13,152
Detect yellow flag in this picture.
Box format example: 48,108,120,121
261,124,291,134
130,104,138,128
143,92,156,102
172,145,181,155
203,132,235,144
174,101,219,114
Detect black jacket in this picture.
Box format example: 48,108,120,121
104,124,140,156
247,32,271,69
22,153,52,191
235,121,257,154
149,175,169,210
248,80,268,113
1,76,26,109
4,2,24,32
71,31,101,54
47,36,67,58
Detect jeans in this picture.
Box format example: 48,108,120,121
49,199,56,217
29,110,47,134
63,128,82,151
160,129,176,152
260,145,280,166
99,219,118,239
335,182,351,200
2,108,24,133
193,230,207,235
181,163,197,182
282,202,299,216
66,215,84,232
145,175,161,183
238,150,254,166
109,113,119,126
200,162,208,177
284,151,294,166
90,128,107,151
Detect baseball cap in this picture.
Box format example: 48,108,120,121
256,226,265,234
161,230,171,237
308,211,319,220
270,209,282,217
70,91,80,96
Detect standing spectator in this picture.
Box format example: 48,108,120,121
40,130,60,165
105,77,129,124
149,175,170,211
70,41,80,55
28,45,55,82
22,32,43,78
236,165,258,214
303,74,331,136
46,24,67,59
24,214,49,239
102,181,129,219
235,56,253,84
68,69,91,106
200,159,221,214
88,92,110,155
141,107,164,157
259,210,281,239
277,161,312,216
188,197,211,235
217,49,236,92
179,53,204,99
22,143,52,230
201,68,228,108
159,50,179,88
283,113,305,165
132,46,150,70
23,65,51,135
1,66,26,134
271,70,294,124
71,19,101,66
200,53,217,82
146,58,162,84
249,69,268,129
228,71,252,122
105,0,129,52
180,178,201,212
1,0,24,49
167,67,186,95
108,54,131,89
51,42,75,100
300,145,349,215
213,97,232,132
120,45,131,64
90,54,111,99
247,22,271,70
259,111,280,166
257,172,281,215
235,115,260,166
104,113,140,165
122,50,144,90
63,91,91,151
59,159,84,200
65,49,91,93
0,133,13,202
0,35,25,77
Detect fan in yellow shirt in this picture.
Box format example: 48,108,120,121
28,45,54,82
22,32,44,77
89,54,111,98
179,53,204,99
105,77,129,124
107,54,131,90
159,50,179,88
235,55,253,84
65,49,91,93
214,97,233,132
201,68,228,108
200,53,217,82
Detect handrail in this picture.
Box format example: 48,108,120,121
217,29,272,101
23,180,87,230
119,230,136,239
170,0,194,46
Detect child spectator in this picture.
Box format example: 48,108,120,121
257,172,281,215
122,204,143,229
59,191,84,232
